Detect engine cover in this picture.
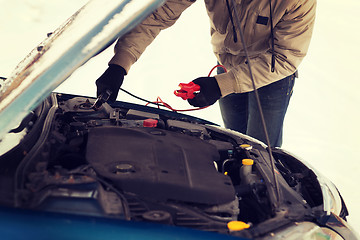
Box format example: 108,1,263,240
86,126,235,205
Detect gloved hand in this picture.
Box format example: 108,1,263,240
187,77,222,107
95,64,126,102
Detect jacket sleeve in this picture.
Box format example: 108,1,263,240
215,0,317,96
109,0,195,73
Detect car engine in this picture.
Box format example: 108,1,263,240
2,93,324,236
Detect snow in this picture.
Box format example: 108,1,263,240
1,0,359,234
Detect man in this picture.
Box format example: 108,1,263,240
96,0,316,147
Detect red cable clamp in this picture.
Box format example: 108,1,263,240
174,82,200,100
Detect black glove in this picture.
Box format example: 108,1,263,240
95,64,126,102
187,77,222,107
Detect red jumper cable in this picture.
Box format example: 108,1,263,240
147,65,227,112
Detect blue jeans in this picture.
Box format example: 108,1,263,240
218,72,296,148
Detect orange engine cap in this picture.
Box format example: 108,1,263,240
227,221,250,231
242,159,254,166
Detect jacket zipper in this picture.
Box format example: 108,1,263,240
225,0,276,72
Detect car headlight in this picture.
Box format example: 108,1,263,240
297,159,343,216
279,149,343,216
268,221,344,240
317,174,342,216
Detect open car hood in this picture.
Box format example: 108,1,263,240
0,0,166,140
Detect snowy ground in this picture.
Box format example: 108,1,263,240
1,0,359,234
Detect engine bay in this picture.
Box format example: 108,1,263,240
1,93,325,236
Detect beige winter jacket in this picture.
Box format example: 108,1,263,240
109,0,316,96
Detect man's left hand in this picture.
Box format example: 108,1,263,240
187,77,222,107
